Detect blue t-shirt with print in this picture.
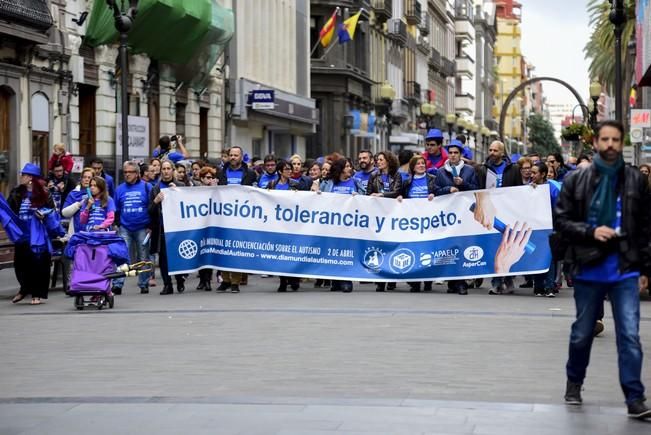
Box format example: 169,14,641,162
408,175,429,198
380,174,391,192
226,168,244,185
18,194,32,223
576,194,639,283
85,197,116,231
115,180,151,232
258,172,278,189
491,161,506,187
332,179,356,195
274,181,290,191
352,169,376,194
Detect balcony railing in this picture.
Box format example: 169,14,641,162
429,48,442,71
371,0,392,24
405,0,422,25
388,18,407,47
405,80,421,103
442,57,456,77
417,35,430,56
418,13,431,36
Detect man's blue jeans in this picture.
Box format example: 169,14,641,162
566,277,645,404
113,227,150,289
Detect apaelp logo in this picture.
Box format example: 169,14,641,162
178,239,198,260
463,245,486,268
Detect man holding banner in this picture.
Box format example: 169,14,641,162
216,146,257,293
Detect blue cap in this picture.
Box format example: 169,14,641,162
446,140,464,152
21,163,42,177
425,129,444,140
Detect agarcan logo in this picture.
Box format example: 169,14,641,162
463,246,484,262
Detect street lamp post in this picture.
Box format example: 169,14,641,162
609,0,627,122
107,0,139,179
445,113,457,144
589,81,601,130
380,82,396,148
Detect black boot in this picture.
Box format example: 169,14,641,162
409,282,421,292
176,277,185,293
423,282,432,291
160,283,173,295
196,281,206,291
376,283,386,292
204,281,212,291
216,281,230,292
387,282,396,291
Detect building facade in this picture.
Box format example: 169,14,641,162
0,0,233,195
492,0,522,148
225,0,317,160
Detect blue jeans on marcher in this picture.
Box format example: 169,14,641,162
113,226,151,290
566,277,646,404
533,260,556,289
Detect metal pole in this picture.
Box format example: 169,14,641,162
610,0,626,122
120,32,129,172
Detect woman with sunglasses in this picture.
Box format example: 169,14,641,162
195,166,218,291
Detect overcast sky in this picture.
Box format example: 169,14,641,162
520,0,592,106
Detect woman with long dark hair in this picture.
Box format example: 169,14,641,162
79,176,115,231
9,164,56,305
367,151,403,198
318,158,364,292
149,160,186,295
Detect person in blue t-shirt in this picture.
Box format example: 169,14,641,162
396,155,438,293
556,120,651,419
256,154,279,189
216,146,257,292
90,158,115,198
318,158,364,293
352,149,377,194
111,161,153,295
152,135,190,164
530,162,560,297
79,176,115,232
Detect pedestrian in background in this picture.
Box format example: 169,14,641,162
9,163,56,305
556,120,651,419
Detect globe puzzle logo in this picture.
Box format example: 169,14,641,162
178,239,198,260
389,248,416,274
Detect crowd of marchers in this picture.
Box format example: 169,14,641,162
5,120,651,419
7,128,651,300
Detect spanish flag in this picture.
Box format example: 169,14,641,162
337,10,362,44
319,8,339,47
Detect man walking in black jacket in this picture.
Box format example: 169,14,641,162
556,120,651,419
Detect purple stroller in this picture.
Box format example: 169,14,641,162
69,242,116,310
65,231,149,311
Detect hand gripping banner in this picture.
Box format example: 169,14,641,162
162,185,553,281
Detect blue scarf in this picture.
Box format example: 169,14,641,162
589,154,623,226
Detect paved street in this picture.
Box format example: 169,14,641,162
1,269,650,434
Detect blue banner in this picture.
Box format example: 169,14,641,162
162,185,553,281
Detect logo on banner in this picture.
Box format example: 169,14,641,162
363,247,385,271
178,239,198,260
431,248,460,266
463,245,486,268
389,248,416,274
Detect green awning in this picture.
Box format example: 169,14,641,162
85,0,233,81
